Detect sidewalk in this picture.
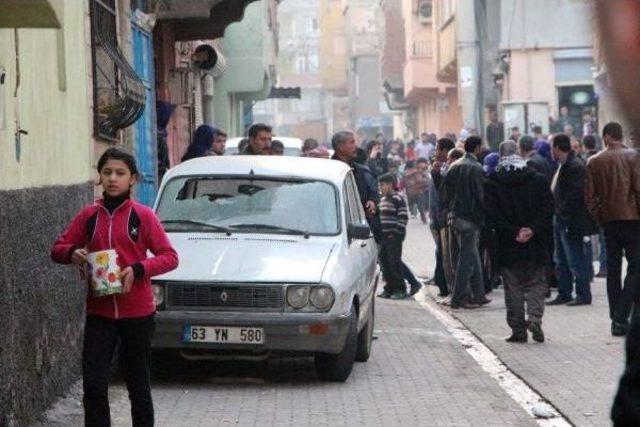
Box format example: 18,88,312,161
403,219,625,426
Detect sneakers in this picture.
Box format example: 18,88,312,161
546,297,572,306
390,291,408,300
377,290,392,299
506,331,528,343
527,322,545,343
612,321,628,337
566,299,591,306
408,285,421,297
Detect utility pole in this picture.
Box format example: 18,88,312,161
455,0,483,133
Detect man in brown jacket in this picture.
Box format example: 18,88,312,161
585,122,640,336
596,2,640,423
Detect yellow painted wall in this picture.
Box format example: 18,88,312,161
319,0,347,93
0,0,92,191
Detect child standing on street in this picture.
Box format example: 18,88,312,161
51,148,179,427
377,173,409,300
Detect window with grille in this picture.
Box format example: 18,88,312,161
90,0,146,141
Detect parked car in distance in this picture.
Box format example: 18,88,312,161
151,156,379,381
225,136,303,156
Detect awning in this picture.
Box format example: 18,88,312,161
156,0,259,41
0,0,61,28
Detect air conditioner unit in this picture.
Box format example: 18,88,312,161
417,0,433,24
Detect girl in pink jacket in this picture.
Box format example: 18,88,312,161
52,147,178,427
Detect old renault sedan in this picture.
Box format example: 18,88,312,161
151,156,379,381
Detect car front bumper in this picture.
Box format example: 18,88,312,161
152,310,351,354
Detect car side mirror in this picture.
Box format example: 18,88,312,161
347,223,371,241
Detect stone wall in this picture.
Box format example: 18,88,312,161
0,183,93,426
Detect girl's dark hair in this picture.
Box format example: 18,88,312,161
97,147,138,175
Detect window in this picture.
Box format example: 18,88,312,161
157,177,340,236
412,40,433,58
90,0,145,141
346,173,366,225
295,54,306,74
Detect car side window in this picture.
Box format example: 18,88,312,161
345,173,365,224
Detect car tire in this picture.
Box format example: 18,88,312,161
315,305,357,382
355,296,374,362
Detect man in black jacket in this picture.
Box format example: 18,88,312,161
486,141,554,342
518,134,551,181
441,136,487,309
548,134,598,306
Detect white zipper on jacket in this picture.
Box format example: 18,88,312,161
98,201,128,320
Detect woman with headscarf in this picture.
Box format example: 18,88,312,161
181,125,219,162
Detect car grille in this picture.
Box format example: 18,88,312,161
167,283,284,310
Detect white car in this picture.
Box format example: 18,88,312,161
151,156,379,381
225,136,303,156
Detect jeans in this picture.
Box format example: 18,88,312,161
431,228,449,295
408,193,427,222
450,217,485,306
381,235,404,294
440,226,459,294
402,261,421,290
612,307,640,425
83,314,155,427
553,216,592,303
502,261,547,331
599,231,607,272
584,237,595,283
603,221,640,324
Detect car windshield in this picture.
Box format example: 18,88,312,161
156,177,339,235
225,147,301,156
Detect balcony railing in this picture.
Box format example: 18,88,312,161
412,40,433,58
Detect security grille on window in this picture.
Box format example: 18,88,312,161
90,0,146,140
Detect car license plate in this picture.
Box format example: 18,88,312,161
183,326,264,344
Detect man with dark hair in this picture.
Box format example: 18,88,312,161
486,141,554,342
586,121,640,337
331,131,380,238
430,138,457,298
243,123,273,155
402,159,429,224
210,130,227,156
509,127,521,143
596,6,640,421
441,135,488,309
270,140,284,156
519,135,551,179
582,134,598,157
486,110,505,152
548,134,597,307
378,173,409,299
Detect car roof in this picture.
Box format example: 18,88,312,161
227,136,303,148
162,155,352,186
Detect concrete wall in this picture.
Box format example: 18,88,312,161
500,0,593,50
0,2,92,191
0,183,92,426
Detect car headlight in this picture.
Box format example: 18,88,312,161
309,286,335,310
152,284,165,307
286,286,309,309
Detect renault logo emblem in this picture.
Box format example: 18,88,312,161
220,291,228,302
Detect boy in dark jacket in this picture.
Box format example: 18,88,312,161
377,174,409,300
486,141,554,343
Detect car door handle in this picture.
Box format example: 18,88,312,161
360,241,368,248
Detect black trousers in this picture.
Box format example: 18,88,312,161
381,235,404,293
612,308,640,425
603,221,640,324
83,314,155,427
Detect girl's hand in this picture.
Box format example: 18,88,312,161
120,267,135,294
71,248,88,265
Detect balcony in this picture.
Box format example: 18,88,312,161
156,0,260,41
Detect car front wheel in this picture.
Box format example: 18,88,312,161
355,296,374,362
314,305,357,382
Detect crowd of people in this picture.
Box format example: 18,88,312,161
175,121,638,344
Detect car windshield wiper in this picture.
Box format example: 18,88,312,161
228,223,310,238
161,219,232,234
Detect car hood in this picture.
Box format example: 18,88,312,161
156,234,336,283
